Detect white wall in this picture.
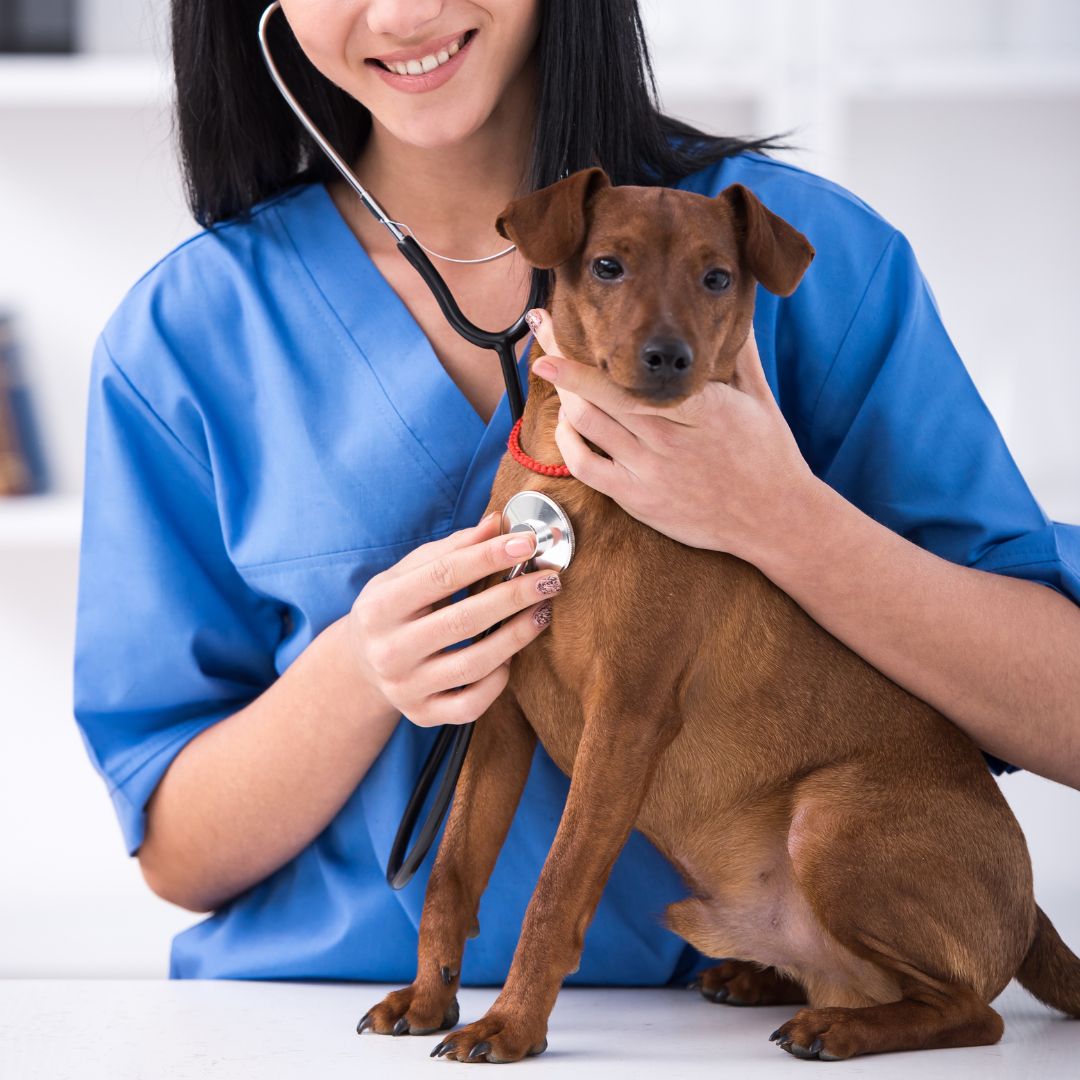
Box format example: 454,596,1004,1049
1,0,1078,978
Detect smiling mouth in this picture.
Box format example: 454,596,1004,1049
368,29,477,77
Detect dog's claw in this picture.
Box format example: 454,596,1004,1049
432,1038,457,1058
809,1037,824,1056
467,1041,492,1062
687,977,702,991
440,964,458,986
392,1016,410,1036
769,1027,783,1042
356,1011,374,1035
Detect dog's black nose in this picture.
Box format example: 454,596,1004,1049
640,336,693,378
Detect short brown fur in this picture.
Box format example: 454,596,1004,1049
358,167,1080,1063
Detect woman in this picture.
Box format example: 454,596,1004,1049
74,0,1080,984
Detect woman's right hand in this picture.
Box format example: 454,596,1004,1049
345,512,561,728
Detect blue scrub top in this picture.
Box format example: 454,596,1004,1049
74,150,1080,983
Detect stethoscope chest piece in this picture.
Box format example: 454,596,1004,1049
501,490,575,576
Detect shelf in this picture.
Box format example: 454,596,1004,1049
0,55,170,108
0,494,82,549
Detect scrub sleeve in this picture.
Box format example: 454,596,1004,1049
802,227,1080,774
74,335,282,855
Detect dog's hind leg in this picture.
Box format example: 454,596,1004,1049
691,959,807,1006
770,979,1004,1060
357,689,537,1037
768,760,1030,1060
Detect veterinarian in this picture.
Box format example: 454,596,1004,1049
74,0,1080,984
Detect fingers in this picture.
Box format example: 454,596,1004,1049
386,597,554,729
415,637,529,728
556,390,638,454
380,512,502,584
375,521,538,618
554,412,631,495
418,595,553,706
527,308,658,421
403,566,560,659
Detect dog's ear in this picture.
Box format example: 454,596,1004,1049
717,184,815,296
495,167,611,269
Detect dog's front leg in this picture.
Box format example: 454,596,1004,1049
357,687,537,1036
431,695,676,1063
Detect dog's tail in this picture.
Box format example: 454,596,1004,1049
1015,904,1080,1017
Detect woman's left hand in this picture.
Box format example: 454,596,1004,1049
526,307,818,561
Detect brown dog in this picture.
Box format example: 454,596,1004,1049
357,167,1080,1062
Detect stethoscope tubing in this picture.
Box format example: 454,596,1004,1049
257,0,544,888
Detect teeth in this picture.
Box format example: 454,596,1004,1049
384,33,468,77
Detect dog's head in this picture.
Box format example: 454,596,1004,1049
496,167,815,405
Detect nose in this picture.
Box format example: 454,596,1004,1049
639,336,693,380
366,0,444,38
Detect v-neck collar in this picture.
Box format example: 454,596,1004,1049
274,181,533,495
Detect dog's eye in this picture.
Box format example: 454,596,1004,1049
704,268,732,293
592,257,624,281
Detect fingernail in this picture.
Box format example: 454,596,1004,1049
533,600,553,629
525,309,542,332
533,359,557,380
536,574,561,596
506,535,535,557
479,511,499,527
558,405,566,421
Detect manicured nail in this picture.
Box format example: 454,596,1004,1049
525,309,542,332
506,535,535,557
533,600,553,629
536,574,561,596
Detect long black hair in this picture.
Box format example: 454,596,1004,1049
172,0,793,228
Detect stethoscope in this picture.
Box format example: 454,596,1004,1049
257,2,576,889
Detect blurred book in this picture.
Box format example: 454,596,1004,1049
0,0,76,54
0,313,48,496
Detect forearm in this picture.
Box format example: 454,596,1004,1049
746,476,1080,789
138,616,401,912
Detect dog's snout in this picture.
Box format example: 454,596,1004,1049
640,336,693,379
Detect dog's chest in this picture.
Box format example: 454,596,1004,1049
505,501,729,778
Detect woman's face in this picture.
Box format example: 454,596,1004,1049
278,0,542,150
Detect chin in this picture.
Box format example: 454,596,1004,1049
378,98,493,150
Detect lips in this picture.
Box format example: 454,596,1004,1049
367,28,476,76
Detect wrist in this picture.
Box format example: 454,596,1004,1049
741,473,839,581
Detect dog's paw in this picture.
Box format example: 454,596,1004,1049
430,1010,548,1064
356,983,460,1038
690,959,806,1007
769,1007,863,1061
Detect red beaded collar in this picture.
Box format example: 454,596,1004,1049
507,417,572,478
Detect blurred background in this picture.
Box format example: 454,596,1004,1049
0,0,1077,978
